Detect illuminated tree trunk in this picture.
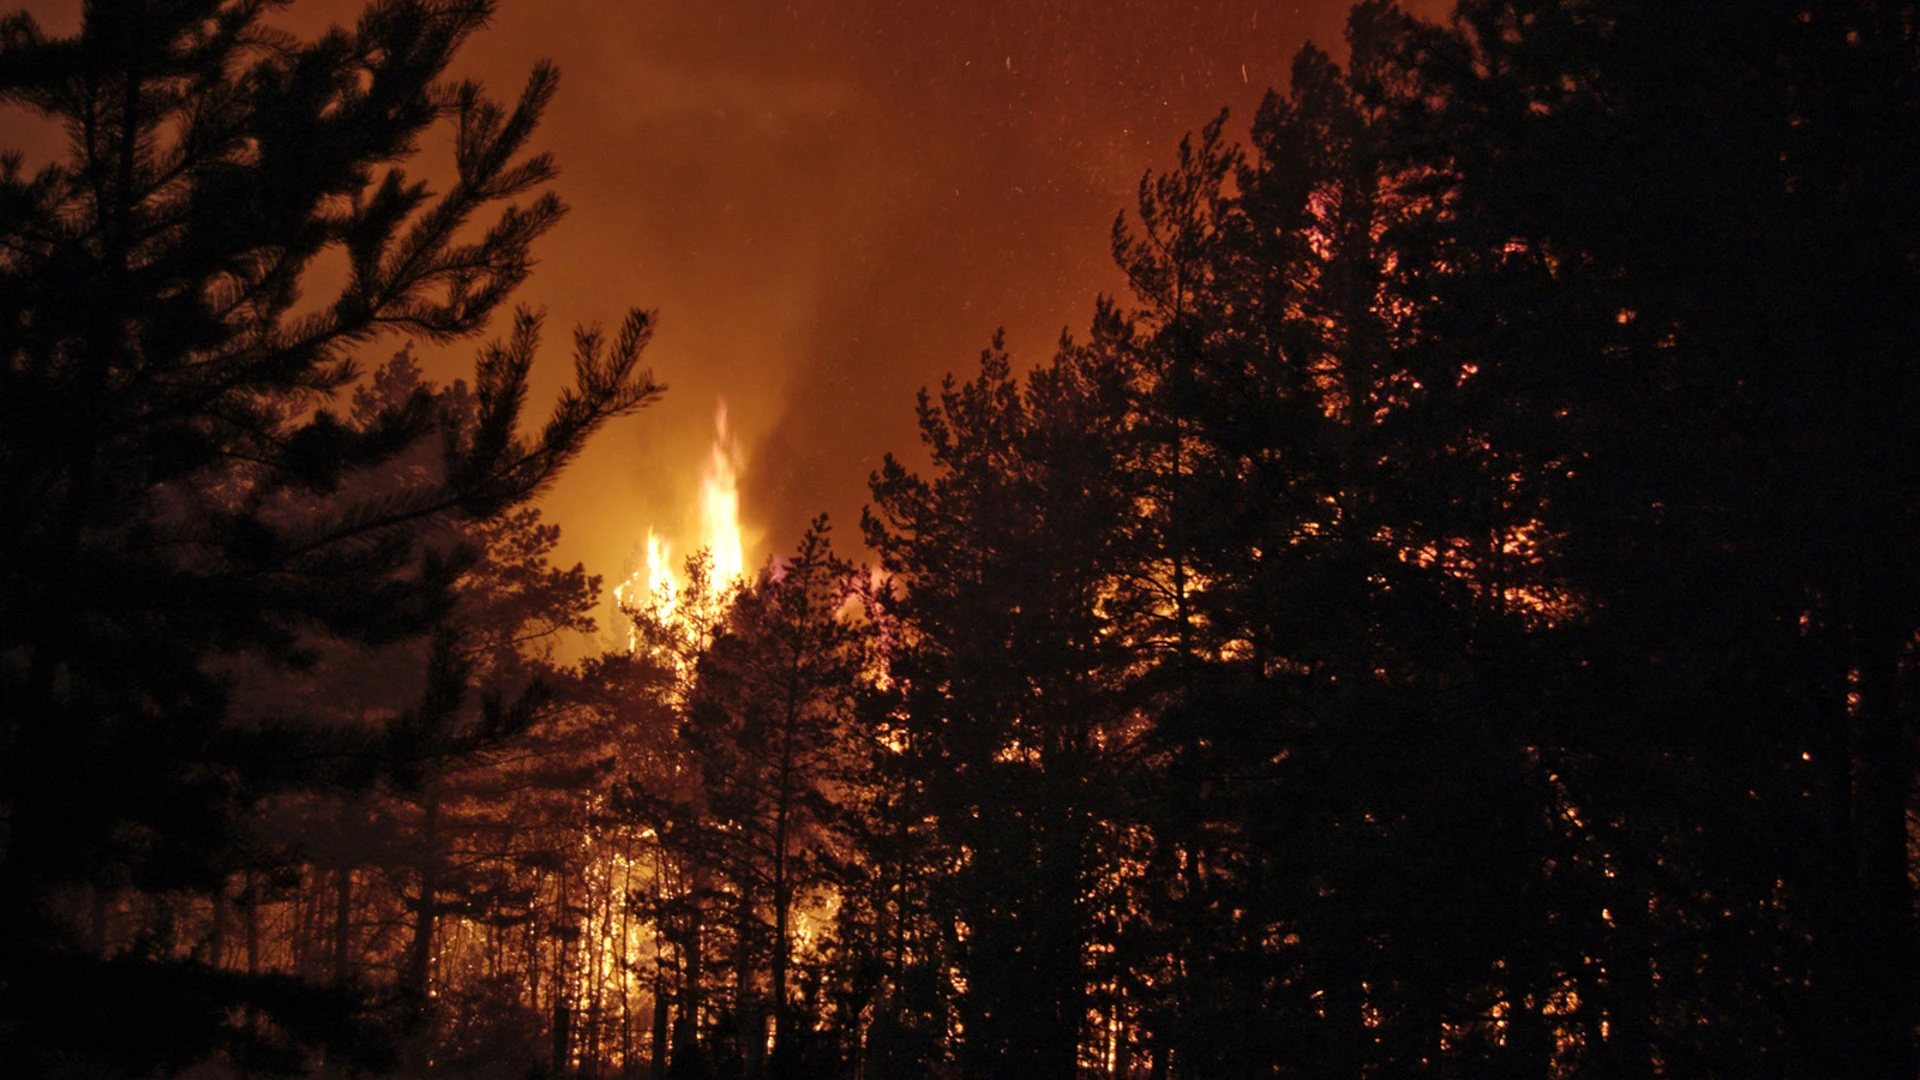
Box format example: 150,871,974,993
294,877,323,979
554,861,578,1073
587,866,610,1079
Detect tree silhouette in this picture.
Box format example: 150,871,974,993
7,1,1918,1077
0,1,660,1073
681,520,871,1075
1391,1,1920,1074
865,331,1149,1080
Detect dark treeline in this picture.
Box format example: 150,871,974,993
3,1,1918,1079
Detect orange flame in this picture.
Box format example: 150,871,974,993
615,400,748,650
699,401,745,593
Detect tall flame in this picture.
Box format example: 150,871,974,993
645,531,674,603
615,400,748,651
699,401,745,594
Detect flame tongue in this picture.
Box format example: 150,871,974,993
701,402,745,593
617,399,748,652
644,529,676,616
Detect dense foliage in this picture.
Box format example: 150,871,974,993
0,0,661,1073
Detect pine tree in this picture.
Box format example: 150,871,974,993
680,520,871,1076
1394,1,1920,1074
618,523,875,1078
1099,14,1601,1072
0,2,661,1073
864,332,1148,1080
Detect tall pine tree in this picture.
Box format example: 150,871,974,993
0,2,661,1073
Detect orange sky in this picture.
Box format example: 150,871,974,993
4,0,1444,649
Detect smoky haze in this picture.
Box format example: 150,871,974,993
2,0,1442,638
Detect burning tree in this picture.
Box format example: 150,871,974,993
615,521,879,1078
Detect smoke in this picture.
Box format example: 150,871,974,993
482,0,1386,582
0,0,1445,618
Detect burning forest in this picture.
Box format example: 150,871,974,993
3,2,1920,1079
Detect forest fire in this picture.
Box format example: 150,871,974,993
4,3,1916,1080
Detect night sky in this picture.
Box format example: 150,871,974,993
4,0,1443,639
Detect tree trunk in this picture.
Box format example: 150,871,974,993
1603,881,1655,1080
673,908,704,1075
1845,627,1916,1079
243,870,261,977
240,869,262,1080
737,888,764,1079
651,981,671,1080
209,876,229,970
771,698,798,1074
405,791,441,1004
554,999,573,1076
768,881,788,1077
332,866,354,985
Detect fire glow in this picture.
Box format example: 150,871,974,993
698,401,746,590
616,401,748,638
